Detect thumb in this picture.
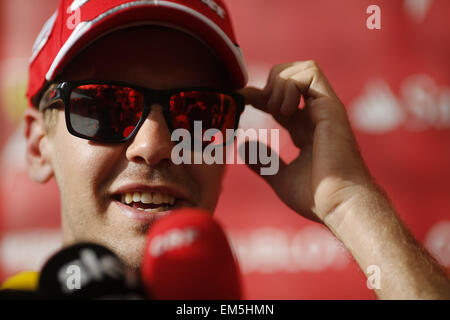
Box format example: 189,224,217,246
238,139,287,187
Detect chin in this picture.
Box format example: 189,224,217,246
111,234,148,271
76,230,148,272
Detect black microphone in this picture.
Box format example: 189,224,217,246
0,289,42,300
38,242,147,299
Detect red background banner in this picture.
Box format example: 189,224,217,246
0,0,449,299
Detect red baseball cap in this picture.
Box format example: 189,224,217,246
27,0,248,107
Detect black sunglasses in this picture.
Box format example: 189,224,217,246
40,81,245,146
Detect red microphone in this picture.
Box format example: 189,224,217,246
141,208,242,300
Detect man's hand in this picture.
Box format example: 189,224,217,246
240,61,450,299
240,60,374,225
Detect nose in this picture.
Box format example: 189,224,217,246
125,104,173,166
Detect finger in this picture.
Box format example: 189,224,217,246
240,85,312,148
265,64,303,115
295,98,314,145
291,66,337,99
263,62,295,95
264,62,302,102
242,61,325,111
266,77,286,114
280,79,301,117
275,107,312,149
239,86,268,112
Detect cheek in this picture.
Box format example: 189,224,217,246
188,163,225,211
50,117,123,199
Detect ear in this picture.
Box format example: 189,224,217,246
23,107,54,183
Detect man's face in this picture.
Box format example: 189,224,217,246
43,26,229,270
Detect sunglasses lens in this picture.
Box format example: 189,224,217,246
68,84,144,141
169,91,238,145
65,84,240,145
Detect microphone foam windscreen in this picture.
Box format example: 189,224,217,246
141,208,242,299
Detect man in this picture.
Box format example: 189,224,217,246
21,0,449,299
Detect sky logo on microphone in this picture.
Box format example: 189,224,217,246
58,248,124,293
149,228,199,257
